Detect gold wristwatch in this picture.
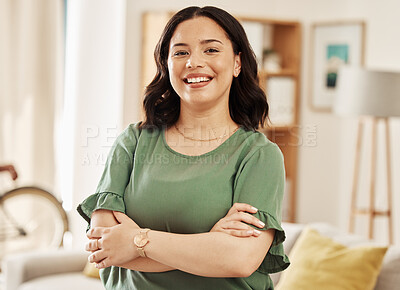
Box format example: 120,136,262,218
134,228,150,257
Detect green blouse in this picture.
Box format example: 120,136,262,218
77,123,290,290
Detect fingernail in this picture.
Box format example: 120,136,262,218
247,230,254,235
258,221,265,228
251,207,258,212
254,229,261,236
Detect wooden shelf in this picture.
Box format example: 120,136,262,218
259,69,297,78
238,16,301,222
264,125,297,131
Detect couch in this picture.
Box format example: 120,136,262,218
2,249,102,290
2,222,399,290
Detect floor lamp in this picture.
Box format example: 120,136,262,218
334,66,400,244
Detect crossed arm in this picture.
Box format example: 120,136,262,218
90,210,174,273
88,205,275,278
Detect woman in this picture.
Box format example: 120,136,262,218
78,6,289,289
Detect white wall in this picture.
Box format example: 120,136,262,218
123,0,400,244
0,0,64,193
64,0,126,248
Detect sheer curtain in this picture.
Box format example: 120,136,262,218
0,0,64,194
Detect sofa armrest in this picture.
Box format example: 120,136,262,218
2,249,89,290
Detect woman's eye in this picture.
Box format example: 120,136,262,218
173,51,188,56
205,48,219,53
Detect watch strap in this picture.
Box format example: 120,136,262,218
137,247,146,258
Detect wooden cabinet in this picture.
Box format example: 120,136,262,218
141,12,301,222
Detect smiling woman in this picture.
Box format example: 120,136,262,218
167,17,241,118
77,6,289,290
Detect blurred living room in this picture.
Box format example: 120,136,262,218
1,0,399,289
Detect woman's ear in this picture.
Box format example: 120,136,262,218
233,52,242,77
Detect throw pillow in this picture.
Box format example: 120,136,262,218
83,261,100,279
276,227,387,290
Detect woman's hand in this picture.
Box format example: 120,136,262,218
210,203,265,237
86,211,141,269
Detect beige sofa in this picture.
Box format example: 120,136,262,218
2,249,102,290
2,223,399,290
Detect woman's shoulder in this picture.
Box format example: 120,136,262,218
118,122,142,141
123,121,165,142
114,122,148,148
237,128,283,160
126,121,142,134
240,128,279,149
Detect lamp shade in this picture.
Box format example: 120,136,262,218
334,66,400,117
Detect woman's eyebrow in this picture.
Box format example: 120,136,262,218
171,39,223,49
171,43,188,48
200,39,223,45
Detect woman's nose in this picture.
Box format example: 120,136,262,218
186,52,205,68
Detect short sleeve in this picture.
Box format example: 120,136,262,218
233,142,290,274
77,124,140,224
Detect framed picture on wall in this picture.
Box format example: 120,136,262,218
309,21,365,112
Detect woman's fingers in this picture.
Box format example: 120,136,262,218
228,212,265,229
96,257,112,269
84,222,141,268
222,228,261,237
88,249,107,264
227,203,258,216
221,221,261,237
85,238,101,252
223,220,251,230
213,219,261,237
210,203,264,238
225,221,261,236
87,226,108,239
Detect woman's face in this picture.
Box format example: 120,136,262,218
167,17,241,110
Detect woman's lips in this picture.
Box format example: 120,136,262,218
183,75,213,88
184,78,212,88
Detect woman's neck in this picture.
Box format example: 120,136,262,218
177,102,237,129
174,105,238,142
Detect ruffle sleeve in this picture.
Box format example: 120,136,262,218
251,210,290,274
233,141,290,274
77,191,126,224
76,123,141,226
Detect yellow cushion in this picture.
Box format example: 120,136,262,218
82,261,100,279
276,227,387,290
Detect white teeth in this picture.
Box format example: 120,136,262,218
186,77,210,83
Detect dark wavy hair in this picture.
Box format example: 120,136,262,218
140,6,269,131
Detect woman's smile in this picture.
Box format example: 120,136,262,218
183,73,214,88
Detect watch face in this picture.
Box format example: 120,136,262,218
134,235,149,247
